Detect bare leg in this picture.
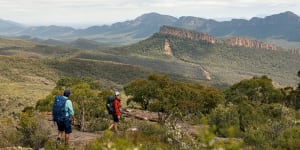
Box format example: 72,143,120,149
65,134,70,145
57,131,63,138
113,122,118,133
56,131,63,147
108,123,114,130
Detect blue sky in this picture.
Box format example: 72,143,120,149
0,0,299,28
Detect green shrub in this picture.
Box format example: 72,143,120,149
125,74,225,123
87,118,110,132
243,128,270,149
224,76,284,105
0,118,21,148
208,104,241,137
139,123,167,137
18,111,50,149
275,126,300,149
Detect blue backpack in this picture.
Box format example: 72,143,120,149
106,96,115,114
52,96,67,122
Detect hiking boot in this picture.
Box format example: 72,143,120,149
56,137,61,145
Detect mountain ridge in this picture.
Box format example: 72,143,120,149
159,26,284,51
1,11,300,45
159,26,216,44
0,18,25,33
107,29,299,87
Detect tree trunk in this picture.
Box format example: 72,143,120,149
81,106,85,131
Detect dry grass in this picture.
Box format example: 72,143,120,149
0,37,35,48
0,55,58,116
0,79,55,116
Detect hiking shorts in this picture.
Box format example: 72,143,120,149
57,118,72,134
113,114,119,123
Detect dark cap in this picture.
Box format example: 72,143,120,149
64,90,71,97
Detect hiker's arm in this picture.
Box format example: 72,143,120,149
71,115,76,124
66,100,74,116
66,100,75,122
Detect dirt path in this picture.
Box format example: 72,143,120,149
44,113,102,149
47,124,102,143
45,109,159,148
44,109,240,149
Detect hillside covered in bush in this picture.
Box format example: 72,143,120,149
0,32,299,149
1,72,299,149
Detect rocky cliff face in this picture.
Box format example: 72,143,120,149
159,26,216,44
159,26,281,51
227,37,279,50
290,49,300,55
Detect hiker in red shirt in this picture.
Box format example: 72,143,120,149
108,91,121,132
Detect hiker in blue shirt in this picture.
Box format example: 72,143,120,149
55,89,75,145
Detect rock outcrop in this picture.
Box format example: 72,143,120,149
202,70,211,81
159,26,216,44
290,49,300,55
226,37,279,50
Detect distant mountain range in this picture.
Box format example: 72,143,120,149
0,11,300,45
0,19,24,33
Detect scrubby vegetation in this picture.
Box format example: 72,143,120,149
124,74,300,149
124,74,224,124
86,33,300,88
47,58,153,85
1,71,299,149
0,37,299,149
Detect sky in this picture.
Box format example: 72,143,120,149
0,0,299,28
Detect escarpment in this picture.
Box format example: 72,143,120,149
226,37,280,50
159,26,216,44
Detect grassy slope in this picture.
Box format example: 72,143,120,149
167,35,300,87
0,38,154,117
0,56,57,116
199,44,300,87
76,51,209,81
76,34,214,82
89,33,300,88
47,58,153,85
0,34,299,116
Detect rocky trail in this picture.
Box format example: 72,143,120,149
44,113,102,148
43,109,202,148
42,109,240,149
